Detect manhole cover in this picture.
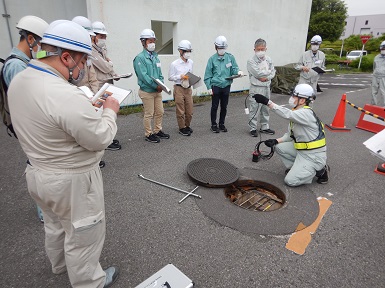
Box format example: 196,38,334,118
187,158,239,187
225,180,285,212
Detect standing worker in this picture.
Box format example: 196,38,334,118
8,20,120,287
371,40,385,107
133,28,170,143
204,35,243,133
168,40,194,136
246,38,276,137
252,84,329,186
295,35,325,93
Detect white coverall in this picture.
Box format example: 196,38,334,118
91,44,116,89
79,61,99,94
8,59,117,288
295,50,325,92
371,53,385,107
270,104,327,186
247,54,276,131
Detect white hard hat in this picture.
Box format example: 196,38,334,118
72,16,95,36
140,29,156,40
310,35,322,45
92,21,108,35
16,15,49,38
380,41,385,50
178,40,192,51
293,84,316,100
41,20,92,55
214,35,228,48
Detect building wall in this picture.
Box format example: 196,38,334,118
0,0,87,57
342,14,385,39
86,0,312,104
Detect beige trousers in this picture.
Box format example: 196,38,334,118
25,164,106,288
138,89,164,136
173,85,193,129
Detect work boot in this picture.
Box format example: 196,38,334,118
285,168,291,175
103,266,119,288
219,124,228,132
156,130,170,139
250,130,258,137
179,128,191,136
211,125,219,133
260,128,275,135
317,165,330,184
186,126,193,133
145,134,160,143
105,142,121,151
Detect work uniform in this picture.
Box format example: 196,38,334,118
2,47,29,86
8,59,117,288
168,57,193,129
133,49,165,136
79,61,99,94
204,52,239,126
270,104,327,186
295,50,325,92
371,53,385,107
91,44,115,88
247,54,276,131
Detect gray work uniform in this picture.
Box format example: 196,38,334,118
91,44,115,89
247,54,276,131
295,50,325,92
8,59,117,287
270,104,327,186
371,54,385,107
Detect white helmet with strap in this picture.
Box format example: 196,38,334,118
293,84,316,100
380,41,385,50
140,29,156,40
72,16,95,36
92,21,108,35
16,15,49,38
310,35,322,45
40,20,92,56
178,40,192,51
214,35,228,48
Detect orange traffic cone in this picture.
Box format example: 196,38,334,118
374,163,385,176
326,94,351,132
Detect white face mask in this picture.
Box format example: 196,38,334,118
147,42,156,52
381,50,385,55
311,45,319,51
183,52,191,60
217,49,226,56
68,55,85,85
31,44,41,59
97,38,106,49
288,96,297,107
255,51,266,58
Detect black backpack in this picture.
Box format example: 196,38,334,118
0,55,28,138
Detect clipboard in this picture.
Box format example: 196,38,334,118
312,67,326,74
104,73,133,81
151,77,171,94
225,74,246,80
185,72,201,86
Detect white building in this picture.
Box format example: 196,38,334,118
342,14,385,39
1,0,312,104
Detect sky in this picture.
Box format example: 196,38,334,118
342,0,385,16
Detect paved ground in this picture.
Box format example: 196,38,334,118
1,73,384,287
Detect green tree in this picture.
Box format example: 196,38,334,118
308,0,348,42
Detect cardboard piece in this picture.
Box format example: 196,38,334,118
285,197,332,255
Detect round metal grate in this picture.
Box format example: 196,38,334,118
187,158,239,187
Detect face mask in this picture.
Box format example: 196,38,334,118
31,44,41,59
255,51,266,58
311,45,319,51
381,50,385,55
288,96,297,107
147,42,156,52
183,52,191,60
97,38,106,49
217,49,226,56
68,55,85,85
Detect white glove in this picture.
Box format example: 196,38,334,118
208,89,213,95
238,70,244,76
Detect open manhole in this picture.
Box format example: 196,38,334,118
225,180,285,212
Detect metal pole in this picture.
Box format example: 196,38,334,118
2,0,14,49
358,44,364,69
178,186,199,204
339,38,344,58
138,174,202,199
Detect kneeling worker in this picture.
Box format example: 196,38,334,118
252,84,329,186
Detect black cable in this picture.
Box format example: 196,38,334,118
252,140,275,162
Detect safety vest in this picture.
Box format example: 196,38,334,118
290,106,326,150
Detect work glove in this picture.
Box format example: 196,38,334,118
238,70,244,76
265,139,278,147
252,94,269,105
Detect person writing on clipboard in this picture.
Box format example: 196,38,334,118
133,28,170,143
204,35,243,133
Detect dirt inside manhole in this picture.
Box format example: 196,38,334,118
224,180,286,212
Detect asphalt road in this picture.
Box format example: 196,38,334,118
1,72,384,287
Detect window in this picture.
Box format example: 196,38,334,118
151,20,176,55
365,20,368,25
